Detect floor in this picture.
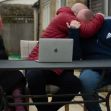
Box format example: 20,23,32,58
29,70,111,111
29,93,111,111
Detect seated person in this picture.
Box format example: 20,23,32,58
26,3,104,111
67,9,111,111
0,18,26,111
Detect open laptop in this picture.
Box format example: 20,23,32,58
38,38,73,62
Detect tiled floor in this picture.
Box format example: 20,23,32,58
29,93,111,111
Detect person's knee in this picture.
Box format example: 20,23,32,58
26,70,44,82
14,71,26,87
80,69,100,82
79,69,102,92
63,75,81,93
26,70,45,89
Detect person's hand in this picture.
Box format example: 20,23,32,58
66,20,81,29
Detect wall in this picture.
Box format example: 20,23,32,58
66,0,86,6
3,23,34,54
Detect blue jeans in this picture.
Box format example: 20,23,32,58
79,69,111,111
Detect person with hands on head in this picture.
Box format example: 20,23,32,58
67,9,111,111
26,3,104,111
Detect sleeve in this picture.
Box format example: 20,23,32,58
68,28,81,60
0,16,3,31
54,13,77,35
80,14,104,38
0,36,8,59
28,44,39,60
68,28,80,39
0,50,8,59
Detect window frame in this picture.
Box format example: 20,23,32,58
89,0,110,16
42,1,50,30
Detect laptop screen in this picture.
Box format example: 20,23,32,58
38,38,73,62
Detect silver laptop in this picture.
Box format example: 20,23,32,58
38,38,73,62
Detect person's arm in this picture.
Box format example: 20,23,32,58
0,16,3,31
80,14,104,38
66,20,80,39
28,43,39,60
67,20,81,60
0,50,8,59
69,28,79,39
0,36,8,59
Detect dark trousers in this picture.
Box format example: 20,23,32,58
26,69,81,111
0,70,26,94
